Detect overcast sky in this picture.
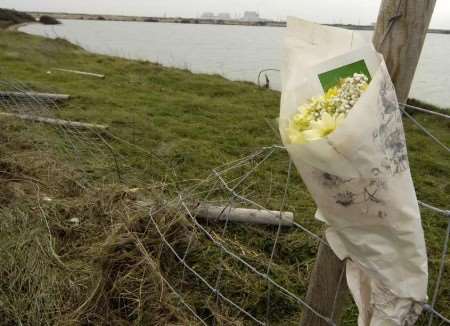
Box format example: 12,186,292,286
2,0,450,28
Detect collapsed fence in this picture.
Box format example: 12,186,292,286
0,81,448,325
146,143,450,325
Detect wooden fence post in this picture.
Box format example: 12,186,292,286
373,0,437,103
300,1,436,325
300,242,349,325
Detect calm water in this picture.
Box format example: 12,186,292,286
22,19,450,108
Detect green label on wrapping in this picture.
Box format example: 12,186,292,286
318,60,371,92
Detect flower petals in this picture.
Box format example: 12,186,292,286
287,73,368,144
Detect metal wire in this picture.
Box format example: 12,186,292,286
179,197,334,325
0,80,120,179
378,0,404,47
265,159,293,324
160,99,450,324
256,68,280,87
149,210,267,325
131,231,209,326
419,201,450,218
399,106,449,153
424,304,450,325
427,219,450,326
3,79,448,325
398,102,450,325
400,103,450,120
213,167,330,248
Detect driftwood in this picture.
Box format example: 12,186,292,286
0,112,108,130
0,91,70,101
193,204,294,226
51,68,105,79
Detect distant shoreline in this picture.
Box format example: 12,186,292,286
6,22,33,31
26,11,450,34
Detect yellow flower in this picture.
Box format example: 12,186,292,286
285,73,369,144
325,86,338,100
303,112,345,142
292,109,312,130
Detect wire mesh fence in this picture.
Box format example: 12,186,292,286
145,144,449,325
0,80,448,325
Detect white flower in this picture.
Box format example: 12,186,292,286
285,73,368,144
303,112,345,142
287,127,307,144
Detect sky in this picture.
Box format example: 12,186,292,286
1,0,450,29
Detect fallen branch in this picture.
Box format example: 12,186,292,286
193,204,294,226
51,68,105,79
0,111,108,130
0,91,70,101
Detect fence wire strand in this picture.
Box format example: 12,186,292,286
427,220,450,326
399,106,449,153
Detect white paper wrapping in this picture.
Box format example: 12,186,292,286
280,18,428,325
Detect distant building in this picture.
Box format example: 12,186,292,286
201,12,215,19
242,11,260,22
217,13,231,20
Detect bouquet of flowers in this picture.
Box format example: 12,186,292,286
287,73,369,144
280,18,428,326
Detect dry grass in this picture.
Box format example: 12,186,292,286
0,120,316,325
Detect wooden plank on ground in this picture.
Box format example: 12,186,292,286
0,91,70,101
193,204,294,226
0,111,108,130
51,68,105,79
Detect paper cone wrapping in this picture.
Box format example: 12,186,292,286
280,17,428,325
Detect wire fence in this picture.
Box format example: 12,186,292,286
142,94,450,324
0,81,448,325
148,149,449,324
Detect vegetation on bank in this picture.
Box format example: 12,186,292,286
0,8,60,28
0,29,448,325
39,15,61,25
0,8,35,28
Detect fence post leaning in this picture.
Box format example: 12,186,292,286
300,1,437,325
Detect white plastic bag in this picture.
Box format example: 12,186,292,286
280,17,428,325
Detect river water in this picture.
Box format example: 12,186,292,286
21,19,450,108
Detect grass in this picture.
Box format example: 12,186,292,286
0,29,448,325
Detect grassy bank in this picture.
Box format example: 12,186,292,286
0,29,448,325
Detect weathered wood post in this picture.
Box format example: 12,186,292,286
299,241,349,325
300,1,436,325
373,0,437,103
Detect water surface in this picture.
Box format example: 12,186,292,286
21,19,450,108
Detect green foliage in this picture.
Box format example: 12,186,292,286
0,8,35,26
38,15,61,25
318,60,371,92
